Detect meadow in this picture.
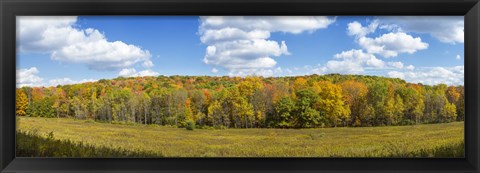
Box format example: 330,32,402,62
17,116,464,157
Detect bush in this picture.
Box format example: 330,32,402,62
186,121,195,131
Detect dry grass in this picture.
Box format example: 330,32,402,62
17,117,464,157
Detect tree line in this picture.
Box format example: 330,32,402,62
15,74,464,128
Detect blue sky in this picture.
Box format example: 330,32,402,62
16,16,464,87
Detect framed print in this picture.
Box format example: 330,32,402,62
1,0,480,172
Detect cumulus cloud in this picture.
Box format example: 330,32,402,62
378,16,464,44
17,16,78,53
347,20,429,58
17,67,97,87
339,18,462,85
118,68,159,77
347,20,378,37
199,16,335,34
387,71,405,79
388,61,404,69
203,40,286,69
357,32,429,58
142,60,154,68
387,66,464,86
17,16,153,71
406,65,415,70
322,49,386,74
199,16,335,76
17,67,43,87
211,68,219,73
200,28,270,44
313,18,458,86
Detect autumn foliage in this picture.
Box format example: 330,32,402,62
16,74,464,128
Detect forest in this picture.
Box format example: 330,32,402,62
15,74,465,129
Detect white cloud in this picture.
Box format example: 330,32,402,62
347,20,378,37
378,16,464,44
199,16,335,75
406,65,415,70
17,16,153,71
17,67,97,87
228,69,273,77
118,68,137,77
379,24,402,32
118,68,159,77
387,71,405,79
48,78,97,86
142,60,154,68
200,28,270,44
199,16,335,34
357,32,428,58
456,54,461,60
388,61,404,69
325,60,364,74
17,16,78,53
136,70,160,77
203,39,286,69
387,66,464,86
274,67,283,73
211,68,219,73
346,20,429,58
366,57,386,68
17,67,43,87
227,66,285,77
323,49,386,74
318,18,459,84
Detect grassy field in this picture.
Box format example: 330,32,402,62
16,117,464,157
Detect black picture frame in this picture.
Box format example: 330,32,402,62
1,0,479,172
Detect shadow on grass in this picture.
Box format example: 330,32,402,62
408,142,464,158
16,130,162,157
384,141,464,158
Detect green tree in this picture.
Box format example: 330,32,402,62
295,89,322,128
274,96,295,128
367,81,388,126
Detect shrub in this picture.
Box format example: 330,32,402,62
186,121,195,131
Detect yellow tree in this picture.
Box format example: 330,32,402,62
16,90,28,116
314,81,351,127
239,77,265,127
340,80,368,126
238,76,263,100
52,88,68,118
292,77,308,91
207,100,223,127
392,94,405,125
184,98,194,122
441,102,457,122
446,86,460,104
